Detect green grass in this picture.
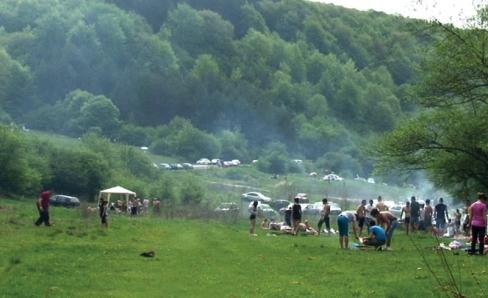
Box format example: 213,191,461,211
1,199,487,297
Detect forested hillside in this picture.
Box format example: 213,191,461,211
0,0,432,177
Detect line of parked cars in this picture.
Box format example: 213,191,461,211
215,191,343,220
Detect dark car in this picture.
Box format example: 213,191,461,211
269,200,291,211
49,195,80,208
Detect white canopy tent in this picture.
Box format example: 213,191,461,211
98,186,136,206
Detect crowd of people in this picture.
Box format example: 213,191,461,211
248,193,488,254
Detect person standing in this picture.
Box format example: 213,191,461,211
454,209,462,234
424,199,433,233
35,190,52,226
292,197,302,235
434,198,449,234
468,193,487,255
337,211,359,249
317,198,331,236
249,200,258,236
99,198,108,228
376,196,388,211
410,196,420,232
365,199,375,225
400,201,411,235
371,208,399,250
356,200,367,236
463,199,471,236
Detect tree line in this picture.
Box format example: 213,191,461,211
0,0,431,180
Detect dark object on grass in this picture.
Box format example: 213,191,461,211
140,251,155,258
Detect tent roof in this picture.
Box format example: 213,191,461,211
99,186,136,196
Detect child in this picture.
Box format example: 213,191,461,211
99,198,108,228
443,219,455,237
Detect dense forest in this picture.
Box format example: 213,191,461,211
0,0,435,180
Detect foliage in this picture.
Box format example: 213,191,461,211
0,0,434,177
376,10,488,198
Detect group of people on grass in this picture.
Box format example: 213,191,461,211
248,193,488,254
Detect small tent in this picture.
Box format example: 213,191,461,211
98,186,136,206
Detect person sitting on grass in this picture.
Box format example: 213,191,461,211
249,200,258,236
362,219,386,250
296,220,318,235
261,218,270,230
370,208,399,250
337,211,359,249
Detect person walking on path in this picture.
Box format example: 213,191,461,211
468,193,487,255
35,190,52,226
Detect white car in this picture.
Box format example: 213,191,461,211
231,159,241,166
196,158,211,165
241,192,272,203
248,202,278,219
367,178,376,184
323,174,344,181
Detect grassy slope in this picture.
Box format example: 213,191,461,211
26,130,417,206
1,199,487,297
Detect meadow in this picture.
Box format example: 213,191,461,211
1,199,487,298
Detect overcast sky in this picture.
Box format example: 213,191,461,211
309,0,484,27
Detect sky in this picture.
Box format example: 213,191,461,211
309,0,484,27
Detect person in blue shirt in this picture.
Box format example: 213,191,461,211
362,220,386,249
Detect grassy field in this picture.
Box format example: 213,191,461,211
1,199,487,297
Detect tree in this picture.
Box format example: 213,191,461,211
375,8,488,198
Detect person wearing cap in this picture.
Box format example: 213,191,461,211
356,200,367,236
336,210,359,249
317,198,331,236
35,190,52,226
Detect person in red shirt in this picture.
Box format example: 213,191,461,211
35,190,52,226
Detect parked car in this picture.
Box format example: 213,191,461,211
329,202,342,216
182,163,194,169
170,163,184,170
303,202,323,216
49,195,80,208
248,202,279,219
322,174,344,181
159,163,171,170
241,192,272,203
231,159,241,166
390,205,403,219
196,158,211,165
367,178,376,184
215,202,239,215
295,193,309,203
269,199,291,211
